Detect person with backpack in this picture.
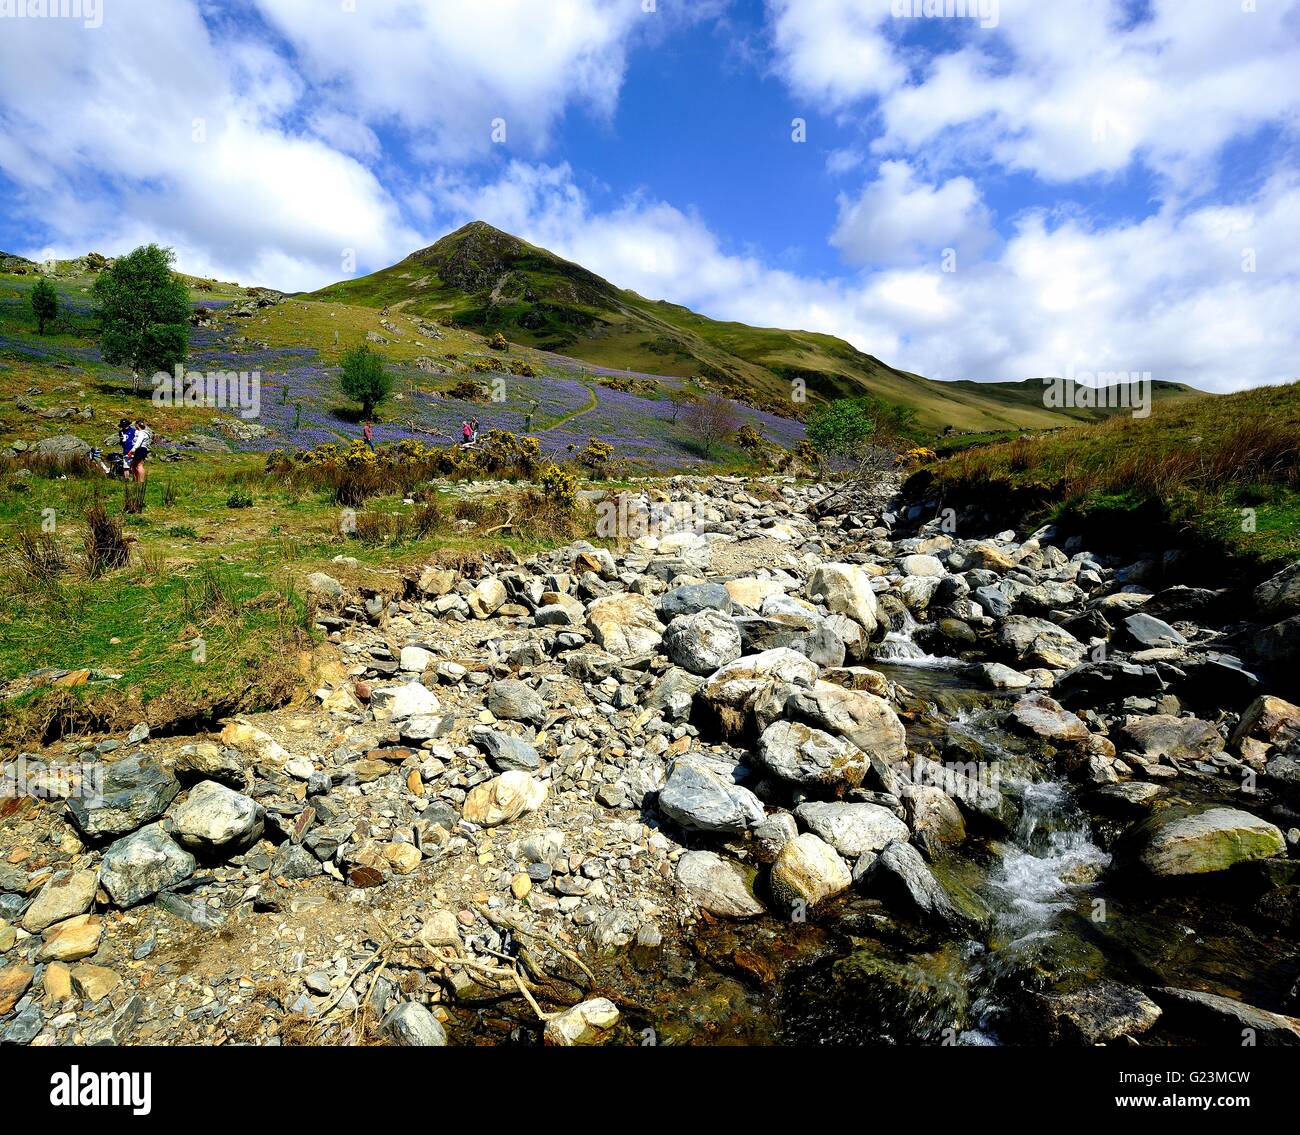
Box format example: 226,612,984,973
461,420,473,445
128,418,151,483
118,418,134,475
470,416,480,443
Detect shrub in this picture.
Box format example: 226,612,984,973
488,331,508,351
84,504,130,576
540,464,578,508
576,437,614,472
11,524,67,581
227,489,254,508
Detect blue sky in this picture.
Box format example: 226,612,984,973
1,0,1298,391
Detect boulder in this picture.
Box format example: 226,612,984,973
793,801,908,858
675,851,765,918
699,648,819,739
544,997,620,1046
658,582,732,621
467,577,507,618
658,758,764,834
1039,982,1163,1045
756,719,866,791
1122,612,1186,647
369,681,440,722
1133,806,1285,876
898,785,967,854
98,824,196,906
169,780,264,855
900,553,945,578
1152,987,1300,1046
1119,714,1220,762
219,720,290,765
807,563,879,636
461,771,547,827
866,840,982,934
486,679,547,727
473,730,540,772
586,593,664,658
1254,561,1300,620
20,870,98,933
768,833,852,913
782,681,907,761
1230,694,1300,751
66,753,179,839
1008,692,1090,744
998,616,1086,670
380,1002,449,1046
663,608,743,676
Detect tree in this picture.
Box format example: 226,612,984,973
806,395,919,490
684,392,741,456
30,278,58,335
339,342,392,420
91,244,190,391
666,388,698,424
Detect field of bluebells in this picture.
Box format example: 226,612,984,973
0,275,805,472
188,312,806,471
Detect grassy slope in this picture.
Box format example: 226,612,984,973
0,271,607,740
920,381,1300,568
309,221,1205,435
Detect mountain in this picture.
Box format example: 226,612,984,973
309,221,1204,433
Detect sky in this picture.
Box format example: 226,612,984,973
1,0,1298,392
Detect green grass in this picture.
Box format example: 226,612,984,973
919,381,1300,568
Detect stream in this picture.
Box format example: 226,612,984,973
592,656,1298,1047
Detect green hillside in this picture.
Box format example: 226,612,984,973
309,221,1204,434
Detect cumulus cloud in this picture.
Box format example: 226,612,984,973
250,0,645,159
830,160,992,266
0,5,420,289
767,0,1300,188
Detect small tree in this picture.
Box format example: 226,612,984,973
806,395,918,492
666,388,698,424
31,278,58,335
92,244,190,391
684,393,740,456
339,342,392,420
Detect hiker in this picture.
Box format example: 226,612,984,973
470,416,480,443
117,419,135,480
461,420,473,446
523,399,539,433
128,418,151,483
363,420,375,453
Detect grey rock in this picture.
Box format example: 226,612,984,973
381,1001,449,1046
658,758,764,834
66,753,180,839
99,824,196,906
473,730,540,772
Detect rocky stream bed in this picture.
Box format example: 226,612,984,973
2,475,1299,1046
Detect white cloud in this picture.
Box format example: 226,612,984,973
0,5,420,289
250,0,644,159
767,0,1300,189
830,160,991,266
